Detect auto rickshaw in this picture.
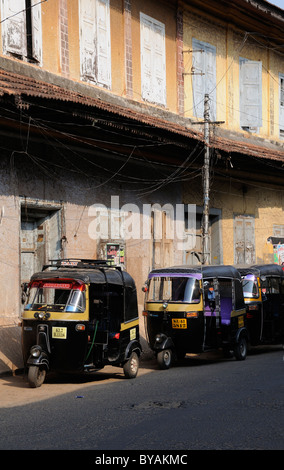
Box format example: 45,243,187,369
143,265,248,369
238,264,284,346
20,259,142,387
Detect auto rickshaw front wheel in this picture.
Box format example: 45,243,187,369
157,349,173,369
123,351,139,379
28,366,46,388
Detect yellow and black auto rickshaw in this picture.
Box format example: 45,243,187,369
238,264,284,346
21,259,142,387
143,265,248,369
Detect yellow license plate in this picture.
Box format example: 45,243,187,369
172,318,187,329
52,327,67,339
238,316,244,328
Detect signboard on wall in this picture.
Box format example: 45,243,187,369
273,244,284,265
267,237,284,265
106,243,125,266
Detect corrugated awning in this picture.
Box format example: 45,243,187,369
0,67,283,163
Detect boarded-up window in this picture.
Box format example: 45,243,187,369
0,0,42,63
79,0,111,89
234,215,255,265
140,13,166,106
192,38,216,120
280,74,284,139
240,58,262,130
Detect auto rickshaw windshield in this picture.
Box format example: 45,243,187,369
242,275,259,298
148,276,201,303
24,281,86,312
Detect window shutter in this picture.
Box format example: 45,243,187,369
192,39,205,118
140,16,152,102
31,0,42,63
1,0,26,57
140,13,166,106
206,45,216,121
152,22,166,106
240,58,262,128
192,39,216,120
79,0,97,82
96,0,111,89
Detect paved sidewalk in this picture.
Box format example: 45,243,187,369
0,360,156,408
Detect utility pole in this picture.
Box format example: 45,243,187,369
192,94,224,265
202,94,210,265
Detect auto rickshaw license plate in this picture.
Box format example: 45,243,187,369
172,318,187,329
52,327,67,339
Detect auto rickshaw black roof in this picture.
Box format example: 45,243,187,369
29,259,136,288
149,264,242,280
237,264,284,278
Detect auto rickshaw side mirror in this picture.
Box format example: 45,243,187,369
142,282,148,293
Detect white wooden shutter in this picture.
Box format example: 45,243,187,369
279,74,284,136
140,13,166,106
1,0,26,57
192,39,216,120
240,58,262,128
96,0,111,88
79,0,97,81
140,15,152,102
80,0,111,88
152,22,166,105
31,0,42,63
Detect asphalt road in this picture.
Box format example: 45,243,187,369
0,346,283,452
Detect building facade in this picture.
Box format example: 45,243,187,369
0,0,283,373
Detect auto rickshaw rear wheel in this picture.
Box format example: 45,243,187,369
157,349,172,369
28,366,46,388
234,336,247,361
123,351,139,379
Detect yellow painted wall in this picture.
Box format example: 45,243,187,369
42,0,178,110
41,0,61,73
183,7,284,143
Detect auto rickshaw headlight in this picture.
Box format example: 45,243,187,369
30,346,42,358
155,334,164,343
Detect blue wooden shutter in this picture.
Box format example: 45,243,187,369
192,39,216,120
